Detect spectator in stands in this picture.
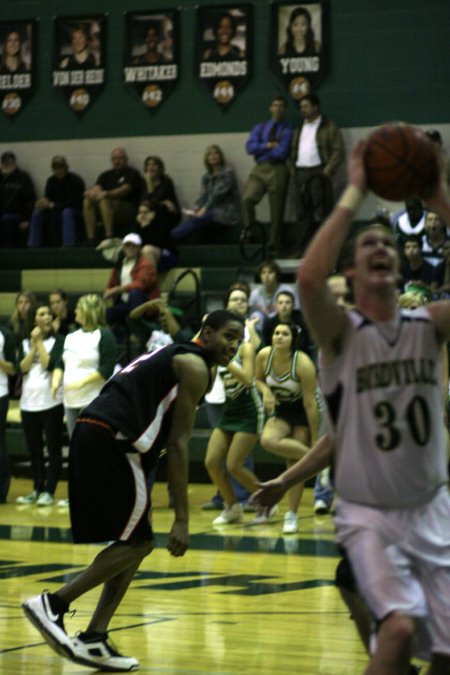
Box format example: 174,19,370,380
170,145,240,242
52,294,117,461
0,151,36,247
249,260,296,325
242,95,293,257
400,234,436,291
27,156,85,248
290,94,345,255
8,290,37,345
422,210,447,267
83,148,143,245
16,304,64,506
103,233,159,341
256,321,319,534
392,197,426,244
0,323,16,503
128,296,194,355
434,239,450,297
262,289,314,358
136,155,180,270
48,289,76,336
425,129,450,191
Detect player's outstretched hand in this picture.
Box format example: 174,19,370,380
167,521,189,557
251,478,287,510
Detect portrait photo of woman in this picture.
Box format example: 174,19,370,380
278,5,321,57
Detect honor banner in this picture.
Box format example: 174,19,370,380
0,21,36,119
269,1,329,101
52,15,106,116
124,10,180,111
195,4,253,108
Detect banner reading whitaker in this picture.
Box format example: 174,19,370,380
52,15,106,116
123,10,179,111
195,4,253,108
0,20,36,119
269,1,329,101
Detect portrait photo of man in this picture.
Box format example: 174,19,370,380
128,13,176,66
56,16,104,71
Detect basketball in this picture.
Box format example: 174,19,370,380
364,123,439,201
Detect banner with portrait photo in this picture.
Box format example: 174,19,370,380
195,4,253,108
0,20,36,119
124,10,180,111
52,15,106,116
269,1,329,101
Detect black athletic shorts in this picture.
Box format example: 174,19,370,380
69,419,153,544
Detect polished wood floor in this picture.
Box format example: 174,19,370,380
0,478,406,674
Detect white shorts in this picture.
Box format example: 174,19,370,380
334,487,450,656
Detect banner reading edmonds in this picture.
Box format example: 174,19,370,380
269,1,329,101
52,15,106,116
196,4,253,108
124,10,179,111
0,20,36,119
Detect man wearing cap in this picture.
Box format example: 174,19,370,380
0,151,36,247
103,233,160,340
83,148,144,245
27,156,85,248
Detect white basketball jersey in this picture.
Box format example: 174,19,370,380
320,307,448,507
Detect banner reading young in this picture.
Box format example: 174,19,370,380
52,15,106,116
269,1,329,101
195,4,253,108
124,10,180,111
0,21,36,119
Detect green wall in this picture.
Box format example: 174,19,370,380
0,0,448,142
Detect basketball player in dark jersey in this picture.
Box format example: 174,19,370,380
22,309,244,672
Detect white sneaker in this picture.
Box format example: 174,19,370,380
282,511,299,534
57,498,70,507
37,492,55,507
213,503,243,525
70,632,139,672
16,490,39,505
22,591,73,659
314,499,330,515
251,504,279,525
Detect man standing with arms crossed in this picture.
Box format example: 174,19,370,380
242,95,293,258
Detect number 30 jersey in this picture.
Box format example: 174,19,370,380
320,307,448,507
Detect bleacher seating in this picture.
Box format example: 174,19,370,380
2,243,289,480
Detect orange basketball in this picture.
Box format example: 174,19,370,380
364,123,439,201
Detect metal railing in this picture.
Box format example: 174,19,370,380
239,222,267,261
167,267,202,317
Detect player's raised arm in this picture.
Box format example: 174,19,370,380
298,140,366,360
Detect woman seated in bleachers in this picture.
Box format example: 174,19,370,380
170,144,240,242
137,156,181,271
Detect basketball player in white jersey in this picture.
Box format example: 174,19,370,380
294,141,450,675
